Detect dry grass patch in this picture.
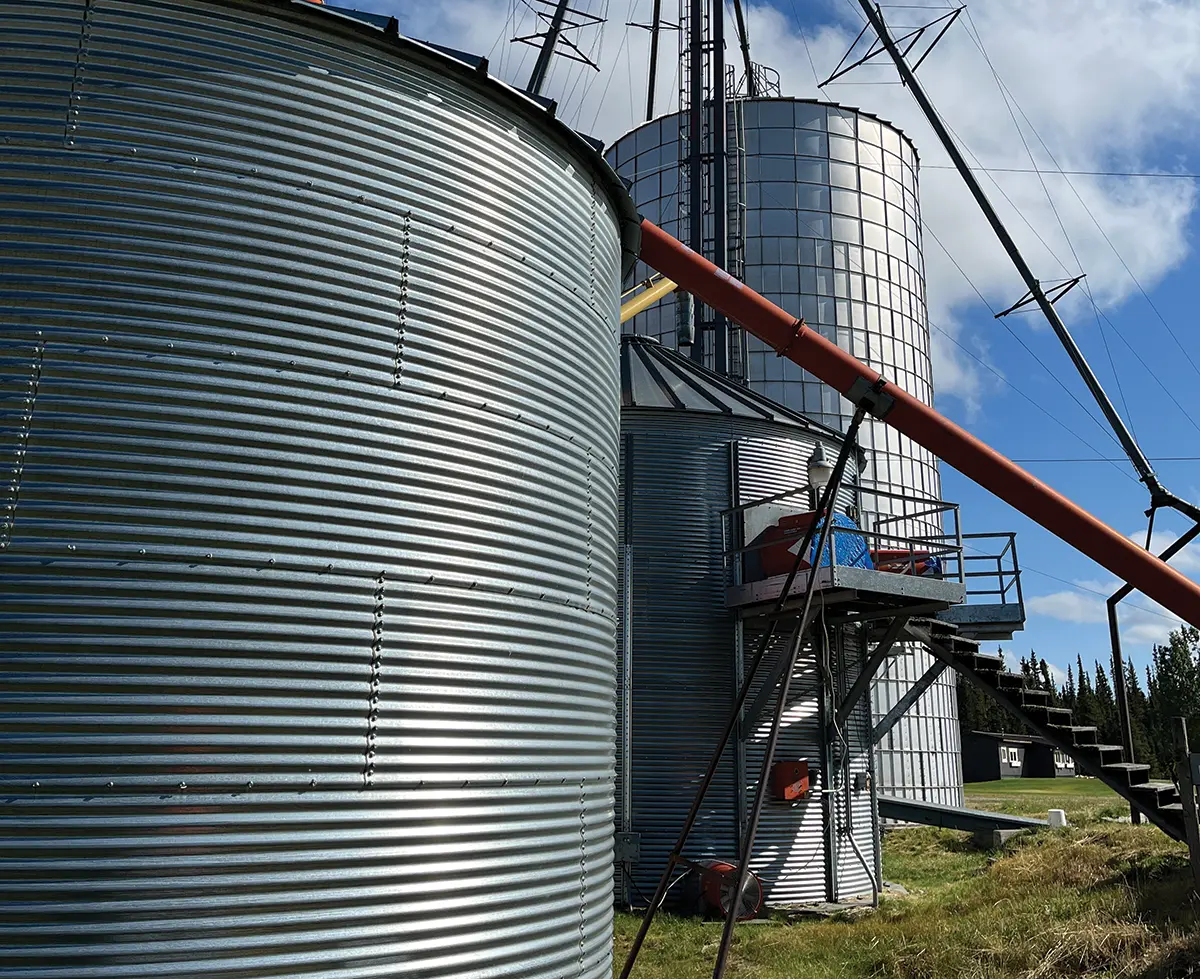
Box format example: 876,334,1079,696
614,824,1198,979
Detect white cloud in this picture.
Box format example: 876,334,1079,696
1026,589,1105,624
1042,660,1068,687
357,0,1200,409
1027,573,1184,648
1131,528,1200,575
744,0,1200,402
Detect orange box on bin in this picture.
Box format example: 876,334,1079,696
769,760,810,801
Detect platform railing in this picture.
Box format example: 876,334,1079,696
721,486,1022,615
940,532,1024,611
720,483,964,587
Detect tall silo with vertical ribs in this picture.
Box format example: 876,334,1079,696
609,99,963,807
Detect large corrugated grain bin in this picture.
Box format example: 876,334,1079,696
0,2,636,975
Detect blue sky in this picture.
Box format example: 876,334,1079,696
353,0,1200,684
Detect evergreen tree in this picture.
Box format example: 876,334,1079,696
1038,657,1060,706
1123,660,1158,775
1093,660,1120,746
1074,655,1099,730
956,673,985,734
1062,665,1077,712
1019,654,1034,685
1145,626,1200,772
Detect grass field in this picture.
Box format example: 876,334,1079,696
614,779,1199,978
965,776,1132,825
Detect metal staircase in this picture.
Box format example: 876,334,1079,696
902,617,1186,842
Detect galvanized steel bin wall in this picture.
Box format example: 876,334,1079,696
617,412,741,905
616,348,876,906
0,2,635,976
735,442,876,905
610,101,963,808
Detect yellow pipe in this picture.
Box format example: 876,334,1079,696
619,277,678,323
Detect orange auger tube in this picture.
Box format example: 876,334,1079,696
637,218,1200,629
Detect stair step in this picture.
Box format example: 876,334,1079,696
1159,803,1185,816
1048,725,1098,746
914,616,957,634
995,672,1025,689
969,652,1003,673
1022,704,1073,724
1101,761,1152,786
1078,744,1127,768
1129,780,1179,805
1079,742,1125,756
1015,688,1051,706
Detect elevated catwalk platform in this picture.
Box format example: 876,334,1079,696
726,564,965,623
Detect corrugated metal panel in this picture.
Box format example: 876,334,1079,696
0,0,87,145
735,437,874,905
613,437,632,905
616,385,875,908
621,337,844,437
832,629,879,901
741,628,827,906
618,413,740,905
611,102,962,808
872,652,964,805
0,2,631,976
734,436,858,523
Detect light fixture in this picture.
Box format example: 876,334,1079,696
806,444,834,497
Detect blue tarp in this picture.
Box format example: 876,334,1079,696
809,513,873,569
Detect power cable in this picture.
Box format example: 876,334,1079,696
488,0,520,68
997,83,1200,391
929,323,1138,485
919,221,1131,459
1012,457,1200,464
626,0,637,126
563,0,615,129
663,15,680,115
628,156,1200,182
960,9,1138,440
935,114,1073,279
749,170,1139,484
917,92,1200,448
785,0,822,89
1018,565,1180,625
839,0,868,26
585,13,634,133
665,19,681,115
743,107,1138,485
509,0,540,83
956,10,1200,441
823,108,1129,460
923,165,1200,180
954,542,1177,625
841,1,1200,450
1088,303,1200,441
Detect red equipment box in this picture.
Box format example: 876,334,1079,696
769,760,810,801
753,511,817,578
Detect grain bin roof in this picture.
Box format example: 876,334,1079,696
280,0,640,275
621,335,847,439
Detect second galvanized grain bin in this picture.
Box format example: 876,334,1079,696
0,2,637,976
615,336,878,908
